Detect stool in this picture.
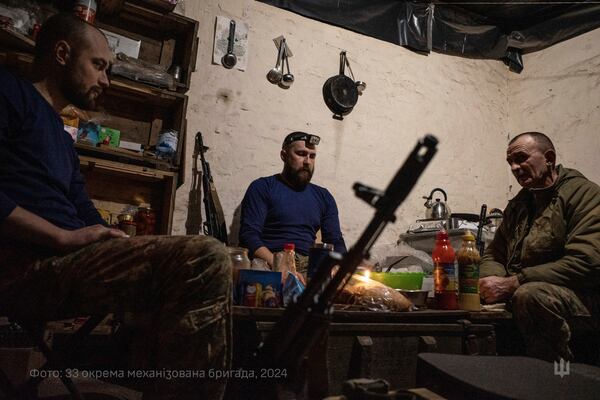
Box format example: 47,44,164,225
0,315,138,399
417,352,600,400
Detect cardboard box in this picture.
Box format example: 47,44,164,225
99,126,121,147
100,28,141,59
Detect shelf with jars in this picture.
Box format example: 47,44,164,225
0,1,199,235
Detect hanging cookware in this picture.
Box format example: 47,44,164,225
322,51,360,120
278,42,294,89
267,38,286,84
221,20,237,69
423,188,451,220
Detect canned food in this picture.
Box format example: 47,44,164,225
135,206,156,235
73,0,97,23
117,213,136,236
307,243,334,281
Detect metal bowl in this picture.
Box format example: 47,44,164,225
396,289,429,308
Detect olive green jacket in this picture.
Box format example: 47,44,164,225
480,165,600,290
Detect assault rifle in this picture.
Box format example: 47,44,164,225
197,132,228,244
185,132,203,235
251,135,439,395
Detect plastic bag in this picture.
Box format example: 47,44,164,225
337,274,411,312
155,129,179,161
111,52,176,90
283,273,305,306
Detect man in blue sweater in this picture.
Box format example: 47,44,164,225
239,132,346,272
0,14,230,399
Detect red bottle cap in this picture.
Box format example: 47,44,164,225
284,243,295,251
435,230,449,240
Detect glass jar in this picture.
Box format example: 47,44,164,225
228,247,251,285
135,206,156,235
117,213,136,237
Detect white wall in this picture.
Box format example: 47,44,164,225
173,1,587,248
508,28,600,196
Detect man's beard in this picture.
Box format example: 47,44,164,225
61,68,100,110
282,165,313,188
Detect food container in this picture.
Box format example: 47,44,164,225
369,272,424,290
117,213,136,236
135,206,156,235
396,289,429,308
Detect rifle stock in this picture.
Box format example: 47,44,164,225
185,133,202,235
197,132,229,244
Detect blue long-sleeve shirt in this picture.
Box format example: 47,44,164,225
0,67,104,229
239,174,346,256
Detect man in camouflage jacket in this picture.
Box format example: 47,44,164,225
480,132,600,362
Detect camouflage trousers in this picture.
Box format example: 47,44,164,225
510,282,600,362
0,235,232,400
294,254,309,276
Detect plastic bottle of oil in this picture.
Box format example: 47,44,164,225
457,230,481,311
432,229,458,309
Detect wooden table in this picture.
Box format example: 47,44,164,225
230,306,498,398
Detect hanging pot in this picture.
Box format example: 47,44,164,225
322,51,359,120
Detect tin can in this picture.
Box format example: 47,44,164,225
73,0,97,23
117,213,136,236
307,243,334,281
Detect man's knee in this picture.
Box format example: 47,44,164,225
512,282,574,324
512,282,550,309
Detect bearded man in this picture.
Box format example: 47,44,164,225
0,13,231,400
239,132,346,272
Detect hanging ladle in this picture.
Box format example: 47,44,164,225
278,42,294,89
267,38,285,84
221,20,237,69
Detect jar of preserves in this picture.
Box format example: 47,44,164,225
228,247,251,285
135,206,156,235
117,213,136,237
73,0,97,23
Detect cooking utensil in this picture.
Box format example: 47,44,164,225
278,44,294,89
423,188,450,220
396,289,429,308
385,256,409,272
322,51,359,119
355,80,366,95
221,20,237,69
267,38,285,84
476,204,487,256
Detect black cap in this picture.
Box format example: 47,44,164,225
282,131,321,148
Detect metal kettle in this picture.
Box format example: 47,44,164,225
423,188,450,220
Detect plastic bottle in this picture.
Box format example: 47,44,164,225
457,230,481,311
432,230,458,310
274,243,297,282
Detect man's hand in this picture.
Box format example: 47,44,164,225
1,206,126,252
479,275,520,304
254,246,274,268
56,224,127,252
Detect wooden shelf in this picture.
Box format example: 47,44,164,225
79,155,176,180
0,27,34,53
0,2,197,234
80,155,177,234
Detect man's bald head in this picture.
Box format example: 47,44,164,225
508,132,555,154
34,13,105,72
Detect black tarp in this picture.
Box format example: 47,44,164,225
257,0,600,72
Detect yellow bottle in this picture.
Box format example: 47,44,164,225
457,230,481,311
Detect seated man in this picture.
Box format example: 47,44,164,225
239,132,346,273
479,132,600,362
0,14,231,400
